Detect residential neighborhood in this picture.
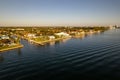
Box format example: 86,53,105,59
0,26,111,51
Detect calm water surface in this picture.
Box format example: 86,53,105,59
0,29,120,80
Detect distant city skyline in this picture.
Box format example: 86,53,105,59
0,0,120,26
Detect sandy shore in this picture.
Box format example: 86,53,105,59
0,44,23,52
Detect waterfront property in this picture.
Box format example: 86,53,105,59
0,34,23,52
0,29,120,80
55,32,71,38
0,44,23,52
0,27,110,48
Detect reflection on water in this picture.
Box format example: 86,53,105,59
47,38,71,46
0,48,22,63
17,48,22,56
0,29,120,80
73,31,104,40
49,41,55,45
73,34,86,39
0,54,4,62
62,38,71,43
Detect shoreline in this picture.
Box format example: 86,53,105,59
30,37,70,45
0,44,23,52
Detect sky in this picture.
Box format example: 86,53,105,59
0,0,120,26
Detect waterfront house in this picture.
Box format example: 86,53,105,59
109,25,116,29
27,33,36,38
55,32,70,38
48,36,55,40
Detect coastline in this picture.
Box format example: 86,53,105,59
30,37,70,45
0,44,23,52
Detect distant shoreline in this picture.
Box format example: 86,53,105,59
0,44,23,52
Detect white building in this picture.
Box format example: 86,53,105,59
0,35,10,39
55,32,70,37
48,36,55,40
27,33,36,38
109,25,116,29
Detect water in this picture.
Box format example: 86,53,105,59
0,29,120,80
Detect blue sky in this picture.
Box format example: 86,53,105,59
0,0,120,26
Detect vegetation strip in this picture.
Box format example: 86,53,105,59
0,44,23,52
31,37,70,45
